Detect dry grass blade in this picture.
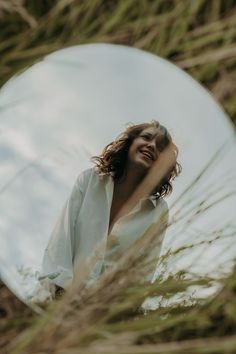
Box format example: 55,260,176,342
55,335,236,353
1,1,236,354
177,45,236,68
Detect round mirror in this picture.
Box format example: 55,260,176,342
0,43,235,304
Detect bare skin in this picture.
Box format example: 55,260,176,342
108,126,177,234
109,168,144,233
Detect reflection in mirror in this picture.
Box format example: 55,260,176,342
0,44,235,307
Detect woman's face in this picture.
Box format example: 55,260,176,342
127,126,168,171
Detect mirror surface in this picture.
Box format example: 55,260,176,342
0,43,235,303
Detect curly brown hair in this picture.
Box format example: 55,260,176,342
92,121,182,199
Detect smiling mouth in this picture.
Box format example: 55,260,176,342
139,150,154,161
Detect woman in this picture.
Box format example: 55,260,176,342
41,121,181,297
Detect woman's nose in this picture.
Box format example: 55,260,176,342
146,139,160,159
146,139,156,150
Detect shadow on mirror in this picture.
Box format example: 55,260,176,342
0,44,235,315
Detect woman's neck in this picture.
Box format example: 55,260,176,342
114,165,146,199
108,166,147,234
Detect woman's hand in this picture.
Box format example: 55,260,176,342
116,141,178,219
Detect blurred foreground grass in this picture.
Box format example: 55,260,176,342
1,1,236,353
2,240,236,354
1,0,236,124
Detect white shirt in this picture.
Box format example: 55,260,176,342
41,167,168,288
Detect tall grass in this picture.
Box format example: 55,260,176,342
0,0,236,123
1,150,235,354
1,1,236,353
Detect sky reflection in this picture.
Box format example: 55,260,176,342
0,44,235,302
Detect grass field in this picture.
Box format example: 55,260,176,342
0,1,236,353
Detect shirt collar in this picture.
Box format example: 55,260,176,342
142,195,158,208
103,172,158,209
147,195,158,207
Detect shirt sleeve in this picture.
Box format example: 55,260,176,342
145,201,169,283
40,172,85,289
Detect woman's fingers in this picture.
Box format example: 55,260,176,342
116,141,179,221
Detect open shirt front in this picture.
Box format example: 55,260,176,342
41,167,169,289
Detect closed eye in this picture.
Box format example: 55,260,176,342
140,133,152,140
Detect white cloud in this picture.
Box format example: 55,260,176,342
0,44,235,301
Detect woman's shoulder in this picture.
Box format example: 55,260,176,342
75,167,109,191
79,166,107,181
76,166,99,178
78,166,95,179
74,167,95,191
